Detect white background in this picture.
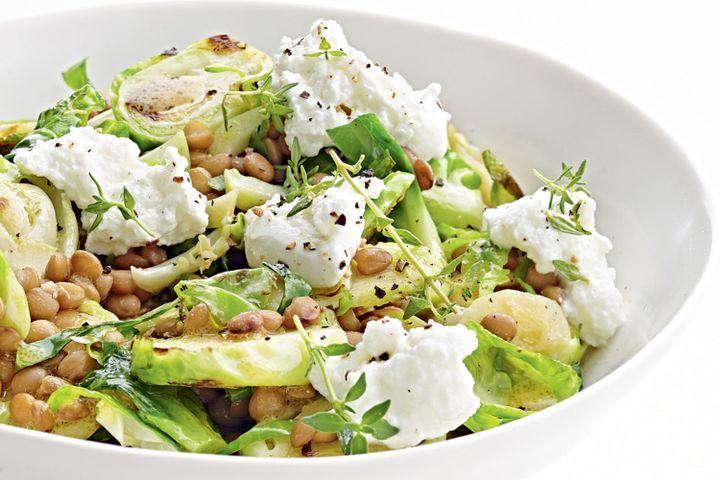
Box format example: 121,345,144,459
2,0,720,478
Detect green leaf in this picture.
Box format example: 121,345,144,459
362,399,391,426
344,372,367,403
6,84,106,161
545,212,591,236
403,295,431,319
80,348,226,453
62,58,91,90
286,195,312,217
349,433,368,454
392,228,423,246
263,262,312,312
369,418,400,440
15,300,178,370
219,420,293,455
336,285,353,316
320,343,356,357
319,37,331,50
225,387,253,402
338,426,353,455
98,119,130,138
122,187,136,211
552,260,589,283
302,411,346,433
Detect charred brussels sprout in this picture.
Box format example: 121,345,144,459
111,35,272,149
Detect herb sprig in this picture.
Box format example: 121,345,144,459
328,149,453,308
292,315,398,454
303,37,347,60
85,173,155,237
533,160,592,236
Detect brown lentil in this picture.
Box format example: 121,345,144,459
184,303,210,332
258,310,283,331
109,269,136,295
139,244,167,266
58,350,97,383
190,150,212,167
69,273,100,303
525,265,559,292
55,282,86,310
541,286,565,304
105,294,141,319
31,399,55,431
102,330,126,344
227,311,263,334
354,247,393,275
338,310,361,332
26,288,60,321
35,375,68,400
183,120,214,151
282,297,320,328
200,153,233,177
45,253,71,282
248,387,287,422
57,400,90,421
113,252,150,270
313,431,338,443
0,356,15,386
70,250,103,280
0,327,22,352
189,167,212,194
9,393,34,426
412,158,434,191
10,366,47,395
290,420,315,447
262,137,283,165
15,267,40,292
53,310,83,330
25,320,59,343
207,395,249,428
243,152,275,183
95,274,114,300
480,312,518,341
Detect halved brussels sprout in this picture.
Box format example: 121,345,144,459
111,35,272,149
459,289,583,364
131,326,347,388
0,249,31,338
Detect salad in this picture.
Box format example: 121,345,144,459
0,19,625,457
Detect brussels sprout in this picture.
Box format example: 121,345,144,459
209,107,263,155
131,225,234,293
0,250,31,338
461,290,583,364
111,36,272,149
25,175,79,256
131,326,347,388
463,320,582,411
0,181,57,246
138,131,190,165
0,121,34,155
224,168,284,211
48,385,175,451
317,242,444,310
174,268,282,328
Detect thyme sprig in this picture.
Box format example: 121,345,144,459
292,315,398,455
533,160,591,236
85,173,154,237
303,37,347,60
328,149,453,308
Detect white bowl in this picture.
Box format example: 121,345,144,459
0,2,714,479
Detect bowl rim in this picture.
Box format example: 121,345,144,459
0,0,716,465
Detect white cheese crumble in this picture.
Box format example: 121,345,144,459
244,177,383,289
275,19,450,161
309,318,479,449
14,126,208,256
483,187,625,346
